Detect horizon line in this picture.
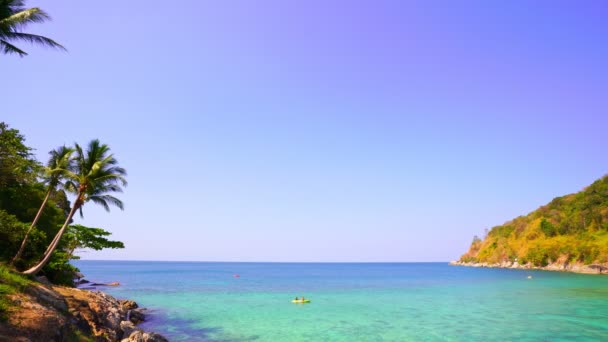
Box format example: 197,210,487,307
74,259,451,263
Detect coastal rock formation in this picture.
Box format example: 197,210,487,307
0,281,167,341
449,260,607,275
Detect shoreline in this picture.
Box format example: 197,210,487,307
449,260,608,275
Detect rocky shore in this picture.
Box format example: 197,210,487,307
449,260,608,275
0,278,168,341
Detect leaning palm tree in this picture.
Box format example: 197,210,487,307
0,0,65,56
23,140,127,275
11,145,74,265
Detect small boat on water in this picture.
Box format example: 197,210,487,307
292,299,311,304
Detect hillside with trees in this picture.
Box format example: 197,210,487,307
459,175,608,268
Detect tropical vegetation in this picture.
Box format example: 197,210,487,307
460,175,608,266
0,0,65,56
0,122,126,285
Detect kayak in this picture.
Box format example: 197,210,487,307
291,299,311,304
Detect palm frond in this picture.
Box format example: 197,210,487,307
63,179,78,194
89,195,124,211
0,7,50,28
43,145,75,187
1,31,65,50
0,38,26,56
89,196,110,212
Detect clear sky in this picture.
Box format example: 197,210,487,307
3,0,608,261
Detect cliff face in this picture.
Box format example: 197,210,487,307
0,280,167,342
458,175,608,270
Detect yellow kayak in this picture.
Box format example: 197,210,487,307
291,299,311,304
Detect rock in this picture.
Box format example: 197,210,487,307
106,310,122,331
26,284,68,312
122,330,144,342
129,309,145,324
91,281,121,287
121,320,142,338
122,330,169,342
35,275,52,285
75,279,90,286
142,332,169,342
120,299,139,310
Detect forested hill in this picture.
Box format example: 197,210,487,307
460,175,608,267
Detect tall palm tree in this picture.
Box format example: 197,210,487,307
11,145,74,265
0,0,65,56
23,140,127,275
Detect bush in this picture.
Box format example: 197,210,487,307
525,245,549,267
540,219,557,237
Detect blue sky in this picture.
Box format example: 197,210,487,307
3,0,608,261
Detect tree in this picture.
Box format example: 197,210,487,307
11,145,74,265
0,122,39,187
64,224,125,260
0,0,65,57
23,140,127,275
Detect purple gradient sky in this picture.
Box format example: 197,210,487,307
3,1,608,261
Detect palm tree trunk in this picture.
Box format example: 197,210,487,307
11,188,52,265
43,221,63,256
22,192,81,276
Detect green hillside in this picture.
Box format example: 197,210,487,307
460,175,608,266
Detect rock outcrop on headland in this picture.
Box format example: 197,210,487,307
0,280,168,341
449,260,608,275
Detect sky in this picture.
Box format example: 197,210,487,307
3,0,608,262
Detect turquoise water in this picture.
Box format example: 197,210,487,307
72,261,608,341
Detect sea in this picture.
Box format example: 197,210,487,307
72,261,608,341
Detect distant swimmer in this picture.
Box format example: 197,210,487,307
234,274,240,278
527,275,533,279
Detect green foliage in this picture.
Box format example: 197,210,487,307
461,175,608,266
0,210,29,260
0,122,126,284
490,224,514,239
65,224,125,259
0,122,39,186
540,219,557,237
43,251,78,286
525,245,549,267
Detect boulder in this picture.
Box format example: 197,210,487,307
122,330,144,342
142,332,170,342
129,309,145,324
120,320,142,338
120,300,139,310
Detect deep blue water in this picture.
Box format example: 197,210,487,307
72,261,608,341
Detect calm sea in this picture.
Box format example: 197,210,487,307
72,261,608,341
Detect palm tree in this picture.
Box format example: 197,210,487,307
11,145,74,265
0,0,65,56
23,140,127,275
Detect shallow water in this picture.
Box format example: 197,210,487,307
72,261,608,341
